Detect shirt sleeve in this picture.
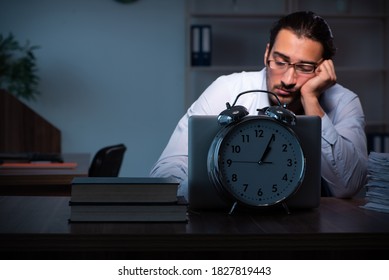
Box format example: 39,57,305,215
149,114,190,197
149,75,237,198
320,94,368,198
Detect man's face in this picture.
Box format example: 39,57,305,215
264,29,324,108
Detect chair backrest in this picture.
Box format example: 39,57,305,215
88,144,127,177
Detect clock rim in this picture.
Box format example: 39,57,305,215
207,116,306,208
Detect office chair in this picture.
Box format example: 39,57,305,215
88,144,127,177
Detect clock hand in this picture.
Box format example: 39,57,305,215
258,134,275,164
233,160,258,164
232,160,272,164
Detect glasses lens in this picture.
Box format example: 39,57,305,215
269,60,286,70
295,63,315,73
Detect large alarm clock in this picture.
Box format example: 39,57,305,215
207,90,306,213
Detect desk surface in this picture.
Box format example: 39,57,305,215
0,196,388,259
0,153,89,195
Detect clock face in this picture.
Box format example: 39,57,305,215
208,117,305,207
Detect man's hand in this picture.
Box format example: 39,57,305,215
300,59,337,117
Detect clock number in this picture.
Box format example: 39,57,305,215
257,188,263,197
272,184,278,192
226,159,232,167
241,134,250,143
231,145,241,153
282,173,288,181
282,144,288,152
232,174,238,182
243,184,249,192
255,129,264,138
287,159,292,167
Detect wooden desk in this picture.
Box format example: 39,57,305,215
0,196,388,259
0,153,89,196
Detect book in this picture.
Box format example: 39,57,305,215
70,177,179,203
69,196,188,222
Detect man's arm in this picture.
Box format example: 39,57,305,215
301,60,367,197
149,75,236,198
300,59,336,117
320,97,368,197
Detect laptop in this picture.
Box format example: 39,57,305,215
188,115,321,211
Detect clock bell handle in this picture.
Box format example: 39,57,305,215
218,89,284,126
230,90,282,107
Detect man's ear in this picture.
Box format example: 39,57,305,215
264,43,270,66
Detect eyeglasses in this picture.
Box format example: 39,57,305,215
267,60,319,75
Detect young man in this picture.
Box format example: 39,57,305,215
150,11,367,199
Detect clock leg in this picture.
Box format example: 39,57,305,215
228,201,238,215
282,202,291,215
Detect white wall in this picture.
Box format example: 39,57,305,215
0,0,185,177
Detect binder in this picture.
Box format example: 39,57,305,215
201,25,211,66
190,25,212,66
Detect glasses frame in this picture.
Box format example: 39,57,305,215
267,59,320,75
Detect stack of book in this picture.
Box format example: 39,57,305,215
69,177,187,222
361,152,389,213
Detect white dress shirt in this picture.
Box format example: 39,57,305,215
150,69,368,198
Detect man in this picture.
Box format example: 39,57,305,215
150,11,367,199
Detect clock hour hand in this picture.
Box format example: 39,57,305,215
233,160,259,164
258,134,274,164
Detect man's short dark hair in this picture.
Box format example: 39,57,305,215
268,11,337,60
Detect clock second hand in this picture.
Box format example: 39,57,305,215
230,159,273,165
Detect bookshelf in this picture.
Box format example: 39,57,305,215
185,0,389,126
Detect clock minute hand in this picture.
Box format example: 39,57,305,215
258,134,274,164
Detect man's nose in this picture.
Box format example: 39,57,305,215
281,66,297,86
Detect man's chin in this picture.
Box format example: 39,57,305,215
269,90,291,105
277,97,293,106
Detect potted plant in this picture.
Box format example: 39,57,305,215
0,33,40,101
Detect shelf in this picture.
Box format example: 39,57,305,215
336,67,387,72
189,13,388,20
188,0,388,19
189,13,285,19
